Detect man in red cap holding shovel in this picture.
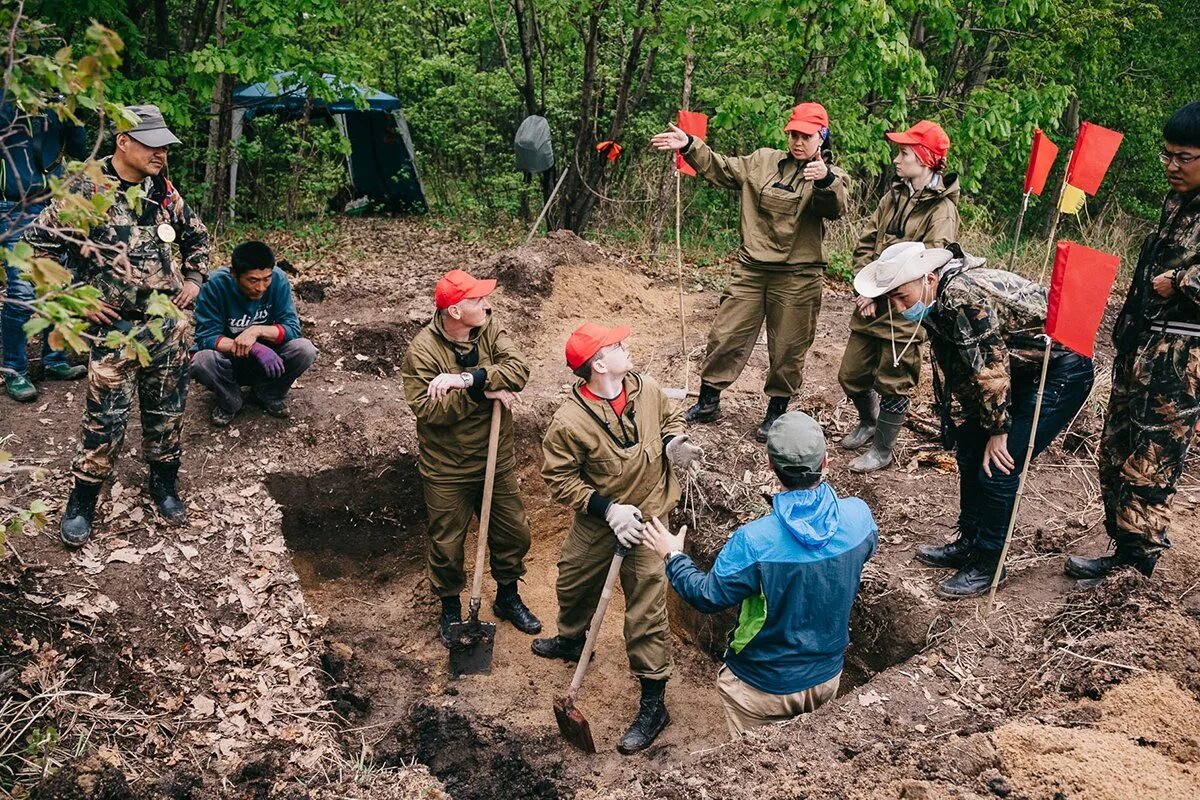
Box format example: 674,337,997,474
401,269,541,646
537,323,702,753
652,102,848,441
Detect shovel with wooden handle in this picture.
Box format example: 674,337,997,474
553,541,629,753
448,399,502,676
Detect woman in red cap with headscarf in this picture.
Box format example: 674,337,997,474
835,120,961,473
651,103,848,442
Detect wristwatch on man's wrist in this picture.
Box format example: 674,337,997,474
459,371,473,387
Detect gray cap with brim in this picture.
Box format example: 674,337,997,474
122,104,181,148
766,411,827,474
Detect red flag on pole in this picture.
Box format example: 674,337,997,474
1045,241,1120,358
675,110,708,176
1023,129,1059,196
1065,122,1123,195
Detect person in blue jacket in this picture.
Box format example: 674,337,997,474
189,240,316,426
2,101,89,401
645,411,877,737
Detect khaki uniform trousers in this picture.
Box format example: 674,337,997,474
699,265,823,398
717,664,840,738
423,468,531,597
838,309,923,400
555,515,672,680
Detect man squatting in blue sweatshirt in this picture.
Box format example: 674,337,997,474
645,411,877,737
189,241,317,426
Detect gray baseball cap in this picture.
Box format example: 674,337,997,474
766,411,827,474
121,104,181,148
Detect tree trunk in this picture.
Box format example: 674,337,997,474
648,25,695,253
202,0,232,228
1041,96,1081,237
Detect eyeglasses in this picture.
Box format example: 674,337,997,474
1159,149,1200,167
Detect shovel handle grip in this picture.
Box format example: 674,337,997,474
467,400,503,608
567,549,625,696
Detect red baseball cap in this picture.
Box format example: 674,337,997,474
783,103,830,135
565,322,630,370
885,120,951,166
434,269,496,310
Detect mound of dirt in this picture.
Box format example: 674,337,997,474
480,230,604,298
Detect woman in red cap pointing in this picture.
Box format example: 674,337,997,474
652,102,848,442
836,120,961,473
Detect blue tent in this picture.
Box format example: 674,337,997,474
229,72,426,214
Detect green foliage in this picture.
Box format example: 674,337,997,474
233,116,351,221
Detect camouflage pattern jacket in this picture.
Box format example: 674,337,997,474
923,257,1069,435
24,157,210,314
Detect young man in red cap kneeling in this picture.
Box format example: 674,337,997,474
537,323,703,754
401,269,541,646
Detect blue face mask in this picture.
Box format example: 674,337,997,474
901,300,932,322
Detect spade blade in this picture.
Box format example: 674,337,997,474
447,620,496,676
553,695,596,753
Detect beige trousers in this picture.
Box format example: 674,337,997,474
717,664,841,738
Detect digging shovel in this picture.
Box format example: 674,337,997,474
448,400,502,676
554,541,628,753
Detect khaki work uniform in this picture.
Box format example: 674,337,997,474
401,312,532,597
682,138,848,398
838,176,960,401
541,373,684,680
716,664,841,738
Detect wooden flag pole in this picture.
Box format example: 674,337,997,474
675,169,689,395
526,164,571,245
1038,149,1073,284
1008,191,1033,271
985,336,1054,615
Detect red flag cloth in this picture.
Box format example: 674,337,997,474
1023,129,1059,196
1065,122,1123,195
675,110,708,176
1046,241,1120,358
595,141,623,161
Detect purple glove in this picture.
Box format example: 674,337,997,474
249,342,285,378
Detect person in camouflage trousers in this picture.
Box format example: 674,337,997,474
855,242,1094,598
23,105,210,547
1067,100,1200,585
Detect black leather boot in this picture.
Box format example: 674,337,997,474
148,461,186,524
617,678,670,754
916,531,976,569
936,549,1006,599
439,596,461,647
684,384,721,424
531,635,586,662
1065,545,1158,586
754,396,790,443
60,480,102,548
492,582,542,634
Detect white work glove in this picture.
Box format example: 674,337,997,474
605,503,646,547
665,434,703,475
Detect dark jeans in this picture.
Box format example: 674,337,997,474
3,200,68,376
955,353,1095,551
189,338,317,412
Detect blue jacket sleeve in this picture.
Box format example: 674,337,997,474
62,116,88,161
192,282,226,351
271,272,302,342
665,531,761,614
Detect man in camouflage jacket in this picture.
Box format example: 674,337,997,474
1067,101,1200,585
24,105,210,547
855,243,1094,598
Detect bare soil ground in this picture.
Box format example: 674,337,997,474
2,217,1198,799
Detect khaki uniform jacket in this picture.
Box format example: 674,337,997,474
541,373,684,531
402,312,529,480
682,138,848,270
851,175,961,338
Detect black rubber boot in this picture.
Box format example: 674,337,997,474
616,678,670,754
684,384,721,424
531,635,586,662
916,532,976,569
849,410,904,473
754,396,790,443
492,582,542,634
1065,545,1158,587
148,461,187,524
840,391,879,451
439,596,461,647
60,480,102,548
936,549,1006,599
